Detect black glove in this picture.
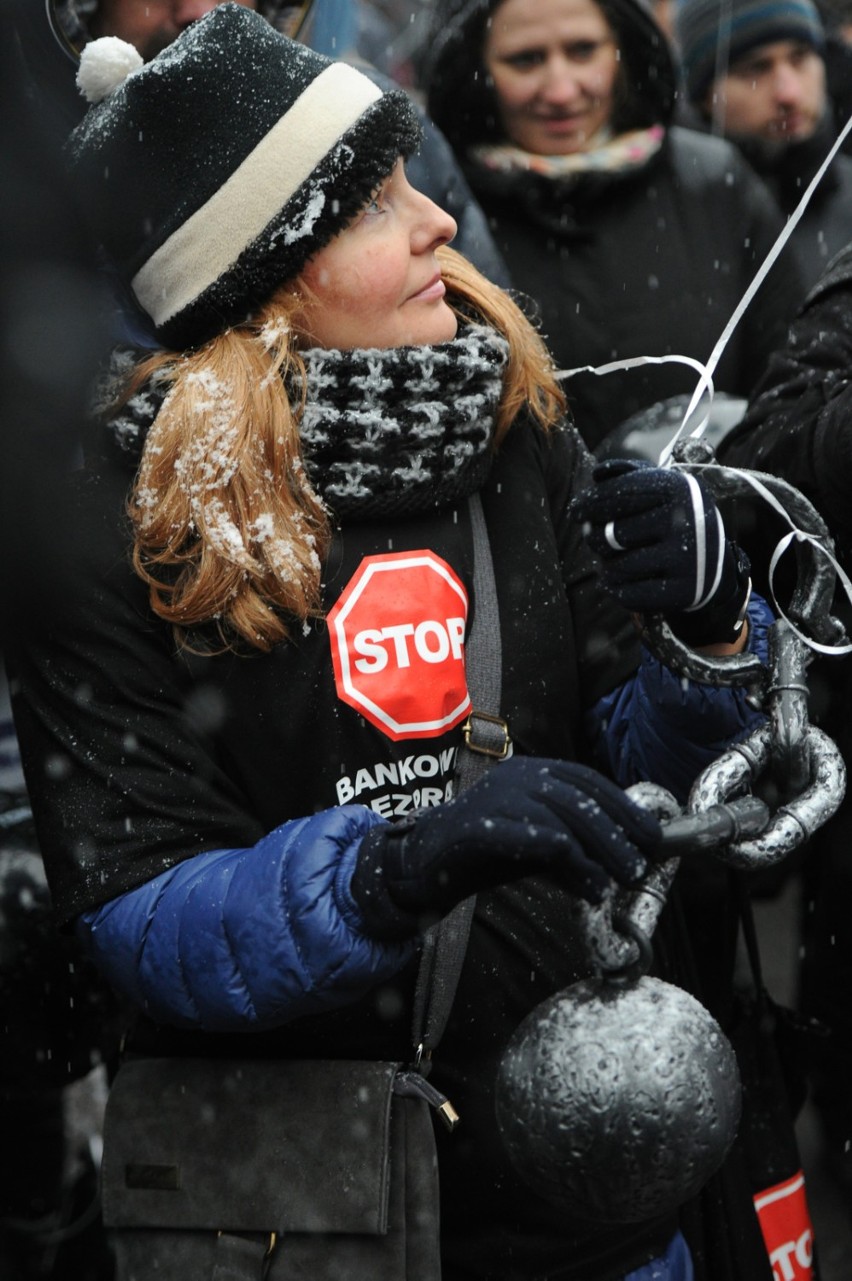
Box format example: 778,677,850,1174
350,757,662,940
572,458,751,644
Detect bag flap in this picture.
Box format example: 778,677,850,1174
102,1058,399,1233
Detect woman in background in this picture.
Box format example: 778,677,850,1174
421,0,803,450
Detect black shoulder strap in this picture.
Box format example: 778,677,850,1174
411,492,504,1061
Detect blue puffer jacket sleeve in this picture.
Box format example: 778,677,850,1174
76,804,414,1034
590,594,773,802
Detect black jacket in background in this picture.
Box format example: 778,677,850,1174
463,129,802,451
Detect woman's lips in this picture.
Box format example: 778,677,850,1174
409,275,446,302
537,113,586,133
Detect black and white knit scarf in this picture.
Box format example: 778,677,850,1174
102,324,509,520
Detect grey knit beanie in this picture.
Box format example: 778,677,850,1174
66,3,421,349
673,0,825,103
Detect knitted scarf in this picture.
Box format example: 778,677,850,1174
470,125,665,183
102,324,509,521
296,324,508,519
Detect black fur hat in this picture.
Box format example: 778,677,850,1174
67,3,421,349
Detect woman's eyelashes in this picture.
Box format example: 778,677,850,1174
363,181,391,220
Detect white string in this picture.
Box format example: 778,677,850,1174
555,354,716,455
683,472,708,608
697,507,727,611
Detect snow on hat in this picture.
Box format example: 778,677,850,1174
673,0,825,103
67,3,421,348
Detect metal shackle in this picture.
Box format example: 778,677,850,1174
687,722,846,869
575,781,681,976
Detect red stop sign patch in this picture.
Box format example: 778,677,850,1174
327,550,470,741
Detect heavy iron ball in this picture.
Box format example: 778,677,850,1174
495,974,741,1223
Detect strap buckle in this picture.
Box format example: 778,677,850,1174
462,709,510,759
215,1230,278,1279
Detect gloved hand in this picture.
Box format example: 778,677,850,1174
572,458,751,644
350,757,662,940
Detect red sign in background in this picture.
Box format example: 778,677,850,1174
327,551,471,741
754,1170,814,1281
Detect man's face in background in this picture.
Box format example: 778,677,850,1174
707,39,827,142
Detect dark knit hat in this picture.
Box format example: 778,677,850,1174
66,3,421,348
673,0,825,103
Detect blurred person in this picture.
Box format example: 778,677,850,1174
673,0,852,289
55,0,264,59
721,245,852,1200
301,0,397,72
74,0,409,70
6,8,781,1278
420,0,804,453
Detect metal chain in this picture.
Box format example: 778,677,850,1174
584,443,849,972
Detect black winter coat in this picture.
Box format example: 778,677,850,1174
719,243,852,680
9,408,687,1281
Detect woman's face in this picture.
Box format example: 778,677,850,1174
484,0,621,154
295,161,459,351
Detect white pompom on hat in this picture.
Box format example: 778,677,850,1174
76,36,143,104
66,4,421,349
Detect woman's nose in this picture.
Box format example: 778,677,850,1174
413,195,458,251
540,55,584,104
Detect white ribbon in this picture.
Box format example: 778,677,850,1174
556,354,716,448
604,519,625,551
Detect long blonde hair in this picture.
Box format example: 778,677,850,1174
121,246,566,653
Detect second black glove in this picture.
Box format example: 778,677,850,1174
572,458,751,644
350,757,662,940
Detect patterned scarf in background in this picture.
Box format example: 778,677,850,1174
470,124,665,182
